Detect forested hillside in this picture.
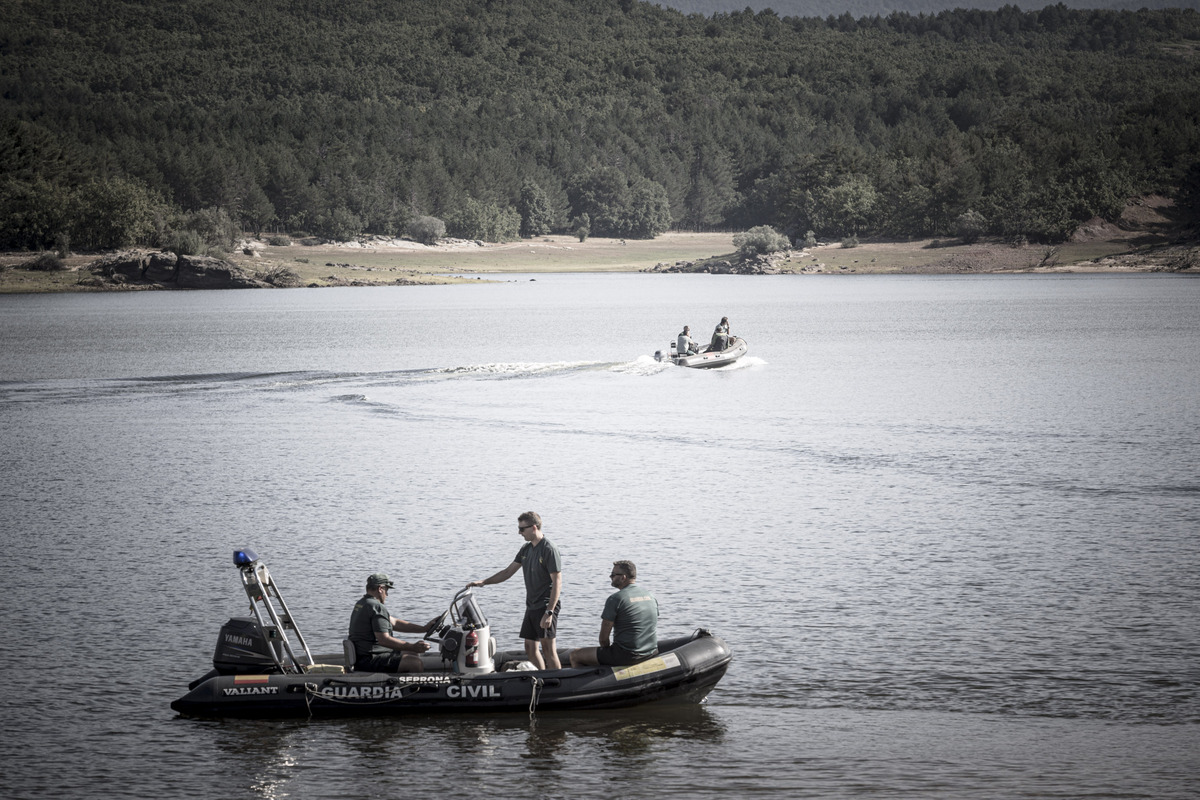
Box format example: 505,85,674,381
2,0,1199,251
662,0,1200,21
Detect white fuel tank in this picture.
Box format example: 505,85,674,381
453,624,496,675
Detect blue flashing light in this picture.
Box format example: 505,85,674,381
233,547,260,567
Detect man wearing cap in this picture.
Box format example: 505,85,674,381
569,560,658,667
348,573,436,673
467,511,563,670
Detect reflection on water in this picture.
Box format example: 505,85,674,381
193,706,727,798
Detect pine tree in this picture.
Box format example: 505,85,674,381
518,179,554,238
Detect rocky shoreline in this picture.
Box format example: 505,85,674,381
45,247,442,291
645,250,800,275
1,196,1196,292
80,251,274,290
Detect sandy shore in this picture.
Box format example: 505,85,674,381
1,199,1195,293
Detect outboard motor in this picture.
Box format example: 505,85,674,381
212,617,281,674
432,589,496,675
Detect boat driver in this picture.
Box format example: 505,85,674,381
569,560,658,667
677,325,699,355
347,573,437,673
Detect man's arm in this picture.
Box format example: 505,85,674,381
469,561,521,587
390,616,432,634
541,571,562,629
374,630,430,653
597,619,614,647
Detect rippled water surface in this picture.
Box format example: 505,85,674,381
1,274,1198,798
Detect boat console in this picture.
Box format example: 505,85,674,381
424,587,497,675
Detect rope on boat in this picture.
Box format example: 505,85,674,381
528,675,544,717
303,682,317,718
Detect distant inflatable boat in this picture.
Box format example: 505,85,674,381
655,336,748,369
171,550,733,719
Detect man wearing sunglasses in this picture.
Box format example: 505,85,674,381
569,560,658,668
467,511,563,670
347,573,437,673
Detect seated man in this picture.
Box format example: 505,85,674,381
710,316,731,352
348,573,436,673
569,560,658,667
677,325,699,356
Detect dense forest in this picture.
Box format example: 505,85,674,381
2,0,1199,252
663,0,1200,20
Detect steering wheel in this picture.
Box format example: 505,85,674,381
423,609,452,642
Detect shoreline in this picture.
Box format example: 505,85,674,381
2,223,1196,294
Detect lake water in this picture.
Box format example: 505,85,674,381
1,273,1198,799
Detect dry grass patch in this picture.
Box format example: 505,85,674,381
248,232,735,275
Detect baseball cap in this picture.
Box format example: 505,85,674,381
366,573,395,589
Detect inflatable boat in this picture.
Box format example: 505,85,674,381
171,550,732,719
655,336,748,369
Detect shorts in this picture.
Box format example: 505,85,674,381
519,602,560,641
355,651,410,673
597,644,656,667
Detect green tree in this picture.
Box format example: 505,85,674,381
568,168,672,239
568,167,630,238
734,225,790,256
408,215,445,245
0,177,72,250
572,213,590,242
447,197,520,242
163,229,205,257
312,205,364,242
816,175,879,238
518,179,554,237
625,178,673,238
240,184,277,238
180,207,239,251
1177,161,1200,220
956,209,988,243
681,148,737,231
925,141,984,235
70,178,161,251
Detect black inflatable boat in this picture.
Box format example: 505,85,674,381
171,550,732,719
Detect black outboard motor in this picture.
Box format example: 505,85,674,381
212,617,282,674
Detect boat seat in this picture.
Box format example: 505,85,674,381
342,638,356,672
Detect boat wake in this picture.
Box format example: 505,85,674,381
0,357,703,405
432,360,642,378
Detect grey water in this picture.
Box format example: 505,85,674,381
1,273,1197,799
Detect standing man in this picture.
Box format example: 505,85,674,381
348,573,435,673
468,511,563,670
569,560,658,667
